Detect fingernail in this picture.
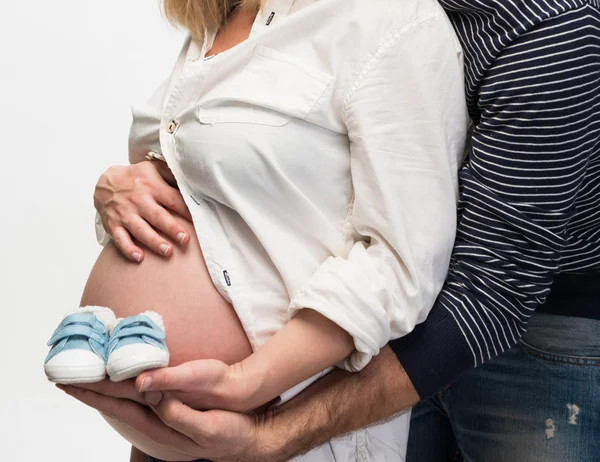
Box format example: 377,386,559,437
132,252,142,262
139,376,152,392
145,391,163,407
159,244,170,256
177,232,187,244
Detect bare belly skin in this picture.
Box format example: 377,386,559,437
80,215,252,460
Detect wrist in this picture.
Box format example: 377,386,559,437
230,355,272,411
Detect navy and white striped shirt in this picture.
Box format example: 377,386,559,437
391,0,600,398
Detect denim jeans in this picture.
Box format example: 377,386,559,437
407,313,600,462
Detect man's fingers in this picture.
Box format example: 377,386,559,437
69,379,146,405
59,384,140,420
59,386,199,457
111,226,144,262
151,393,216,443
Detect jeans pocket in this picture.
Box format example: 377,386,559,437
517,314,600,366
519,339,600,366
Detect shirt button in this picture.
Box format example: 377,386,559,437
165,120,178,134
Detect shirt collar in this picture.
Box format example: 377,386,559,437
251,0,296,36
185,0,296,61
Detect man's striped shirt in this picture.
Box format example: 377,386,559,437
391,0,600,398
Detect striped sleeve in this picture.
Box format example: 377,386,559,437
390,6,600,399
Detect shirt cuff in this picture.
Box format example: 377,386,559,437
389,303,473,399
95,211,112,246
288,254,394,373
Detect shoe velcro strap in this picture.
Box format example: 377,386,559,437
110,315,165,340
109,325,166,342
47,324,106,346
54,313,106,333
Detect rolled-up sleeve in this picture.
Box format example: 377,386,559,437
288,14,470,371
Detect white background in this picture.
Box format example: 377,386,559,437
0,1,183,460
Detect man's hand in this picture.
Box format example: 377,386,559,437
59,347,419,461
57,380,281,462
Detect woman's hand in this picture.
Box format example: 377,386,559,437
135,360,268,413
94,161,192,262
136,309,354,414
143,157,178,188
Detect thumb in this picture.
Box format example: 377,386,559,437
137,362,196,392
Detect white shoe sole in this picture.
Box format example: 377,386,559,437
44,363,106,384
107,344,170,382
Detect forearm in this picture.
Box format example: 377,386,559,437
241,309,354,408
259,346,419,461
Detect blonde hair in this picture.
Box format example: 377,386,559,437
163,0,265,41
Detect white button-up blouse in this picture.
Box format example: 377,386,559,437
101,0,469,371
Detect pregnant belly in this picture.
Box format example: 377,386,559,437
81,215,252,459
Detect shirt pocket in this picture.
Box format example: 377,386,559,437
198,45,333,127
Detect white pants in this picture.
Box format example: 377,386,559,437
293,411,411,462
278,368,410,461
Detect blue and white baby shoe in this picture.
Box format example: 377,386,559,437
44,306,115,384
107,311,169,382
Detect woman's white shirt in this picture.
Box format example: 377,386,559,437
109,0,469,371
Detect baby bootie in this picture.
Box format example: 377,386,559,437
44,306,115,384
107,311,169,382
